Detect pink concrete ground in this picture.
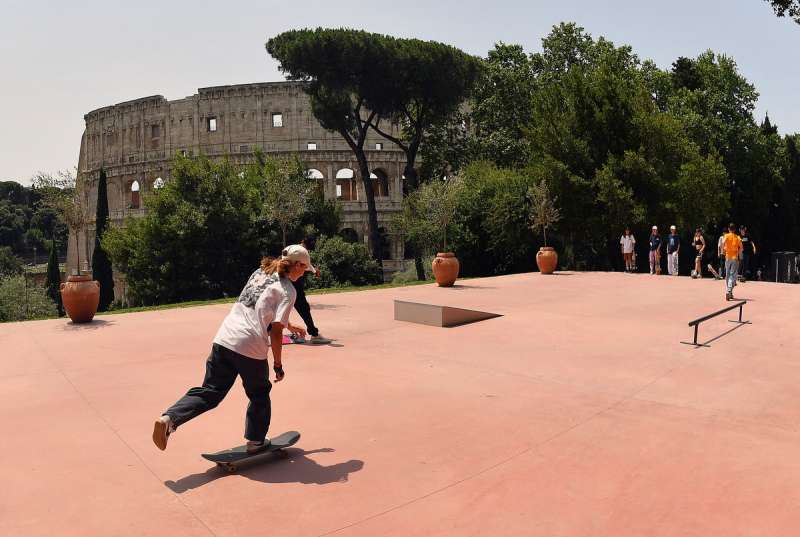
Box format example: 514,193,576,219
2,271,799,536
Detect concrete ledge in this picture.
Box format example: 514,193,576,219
394,299,502,327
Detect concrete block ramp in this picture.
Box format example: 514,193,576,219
394,299,502,327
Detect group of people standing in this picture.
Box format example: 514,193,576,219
620,224,757,300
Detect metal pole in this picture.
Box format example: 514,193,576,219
24,272,29,319
739,303,743,323
693,324,699,345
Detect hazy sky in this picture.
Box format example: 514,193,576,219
2,0,798,185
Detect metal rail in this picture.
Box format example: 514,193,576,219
684,300,748,347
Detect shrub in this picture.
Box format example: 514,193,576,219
0,246,23,279
0,275,57,322
306,235,383,289
391,256,434,283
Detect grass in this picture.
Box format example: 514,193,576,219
95,277,437,317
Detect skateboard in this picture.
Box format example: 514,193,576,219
202,430,300,472
707,264,722,280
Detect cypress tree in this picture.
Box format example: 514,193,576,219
46,240,64,316
91,169,115,311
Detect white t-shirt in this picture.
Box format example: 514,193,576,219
213,269,296,360
620,234,636,254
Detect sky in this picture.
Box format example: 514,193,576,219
2,0,798,185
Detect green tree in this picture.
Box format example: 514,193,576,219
103,155,264,305
763,0,800,23
256,155,313,247
524,24,729,268
0,201,27,252
365,39,481,190
46,240,63,316
448,162,540,275
267,29,395,263
0,246,23,278
32,170,88,273
469,43,536,168
527,180,561,247
91,169,114,311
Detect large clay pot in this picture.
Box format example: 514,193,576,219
536,246,558,274
60,275,100,323
432,252,460,287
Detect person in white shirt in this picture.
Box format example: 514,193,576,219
620,227,636,272
152,245,312,453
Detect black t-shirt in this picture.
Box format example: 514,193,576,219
649,235,662,251
741,236,754,255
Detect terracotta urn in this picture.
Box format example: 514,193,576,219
536,246,558,274
60,274,100,323
432,252,460,287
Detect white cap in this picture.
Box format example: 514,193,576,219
281,244,316,273
670,225,676,230
652,225,658,230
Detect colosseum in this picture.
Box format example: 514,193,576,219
70,81,409,294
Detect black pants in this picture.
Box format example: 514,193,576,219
164,344,272,442
741,253,752,279
292,275,318,337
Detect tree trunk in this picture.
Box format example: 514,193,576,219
414,256,426,281
402,143,424,277
355,152,383,267
74,230,80,275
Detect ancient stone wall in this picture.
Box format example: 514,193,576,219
70,82,409,296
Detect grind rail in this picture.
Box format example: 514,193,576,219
683,300,749,347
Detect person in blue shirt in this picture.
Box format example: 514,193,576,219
667,225,681,276
648,226,662,275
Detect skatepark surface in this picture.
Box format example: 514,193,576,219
2,271,799,536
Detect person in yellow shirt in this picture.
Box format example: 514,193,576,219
722,222,743,301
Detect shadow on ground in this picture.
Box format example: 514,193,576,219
164,448,364,493
60,319,116,331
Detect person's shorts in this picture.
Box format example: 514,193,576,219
623,252,633,262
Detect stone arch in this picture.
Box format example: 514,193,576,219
306,168,325,197
371,168,390,198
339,227,359,244
130,180,141,209
335,168,358,201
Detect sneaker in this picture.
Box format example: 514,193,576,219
726,292,733,301
152,415,173,451
310,334,332,344
289,333,306,344
246,439,270,454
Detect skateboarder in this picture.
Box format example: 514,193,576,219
722,223,743,301
151,245,313,452
290,236,332,344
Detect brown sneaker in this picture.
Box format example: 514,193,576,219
152,415,172,451
246,439,270,454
